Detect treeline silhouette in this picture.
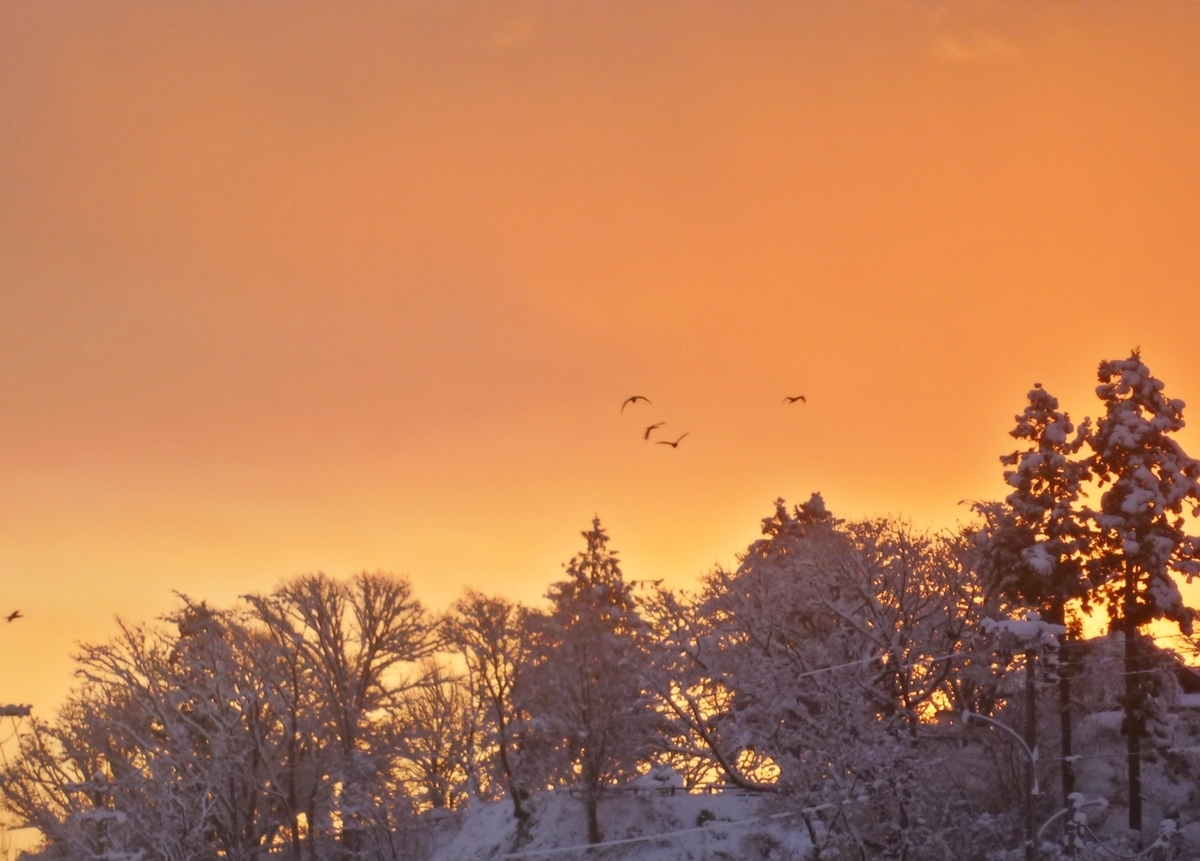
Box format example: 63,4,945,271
3,350,1200,861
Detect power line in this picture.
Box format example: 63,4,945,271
782,647,984,682
1079,823,1165,860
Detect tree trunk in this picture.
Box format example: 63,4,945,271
1124,562,1143,832
287,744,301,861
1024,647,1039,861
509,786,532,822
1051,600,1075,810
306,793,319,861
496,714,532,821
586,790,602,845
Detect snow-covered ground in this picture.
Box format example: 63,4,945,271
422,700,1200,861
1070,707,1200,850
429,787,812,861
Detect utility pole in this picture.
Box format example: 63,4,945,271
64,774,142,861
1024,645,1039,861
1124,561,1143,833
1053,630,1076,811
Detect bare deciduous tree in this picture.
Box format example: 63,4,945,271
444,591,534,822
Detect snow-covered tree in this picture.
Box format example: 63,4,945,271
972,382,1093,804
391,661,474,812
245,571,438,855
239,591,328,860
443,590,533,822
978,383,1093,617
0,711,145,861
4,574,440,861
1,599,291,861
642,583,782,793
1085,351,1200,829
656,494,999,858
518,518,657,845
649,495,851,795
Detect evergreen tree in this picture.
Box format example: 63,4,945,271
974,383,1092,806
1086,351,1200,830
988,383,1093,614
518,518,656,845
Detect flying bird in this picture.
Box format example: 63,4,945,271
782,395,807,404
6,610,22,623
643,422,664,440
657,433,689,448
621,395,651,412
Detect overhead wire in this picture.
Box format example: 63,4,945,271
1079,824,1167,860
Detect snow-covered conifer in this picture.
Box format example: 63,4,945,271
517,518,657,845
1088,352,1200,633
972,382,1094,806
980,383,1093,615
1085,351,1200,829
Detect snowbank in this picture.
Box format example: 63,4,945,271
430,788,811,861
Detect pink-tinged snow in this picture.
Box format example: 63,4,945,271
1071,708,1200,852
429,789,811,861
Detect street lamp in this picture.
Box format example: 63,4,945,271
973,613,1067,861
963,709,1041,861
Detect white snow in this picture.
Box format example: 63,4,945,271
428,789,810,861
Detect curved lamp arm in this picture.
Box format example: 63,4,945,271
962,709,1039,796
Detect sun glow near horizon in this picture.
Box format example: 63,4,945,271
2,0,1200,717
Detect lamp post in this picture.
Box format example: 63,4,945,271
963,709,1040,861
972,612,1066,861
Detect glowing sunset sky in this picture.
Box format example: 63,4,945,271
2,0,1200,713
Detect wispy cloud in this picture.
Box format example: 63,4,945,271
491,18,538,50
934,29,1017,63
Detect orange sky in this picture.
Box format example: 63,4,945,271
2,0,1200,715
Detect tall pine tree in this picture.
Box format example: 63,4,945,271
975,383,1092,807
1087,351,1200,830
519,519,656,844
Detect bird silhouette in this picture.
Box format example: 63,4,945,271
643,422,664,440
6,610,22,623
782,395,807,404
657,433,689,448
621,395,651,412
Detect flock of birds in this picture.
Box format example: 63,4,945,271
621,392,806,448
0,397,812,628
